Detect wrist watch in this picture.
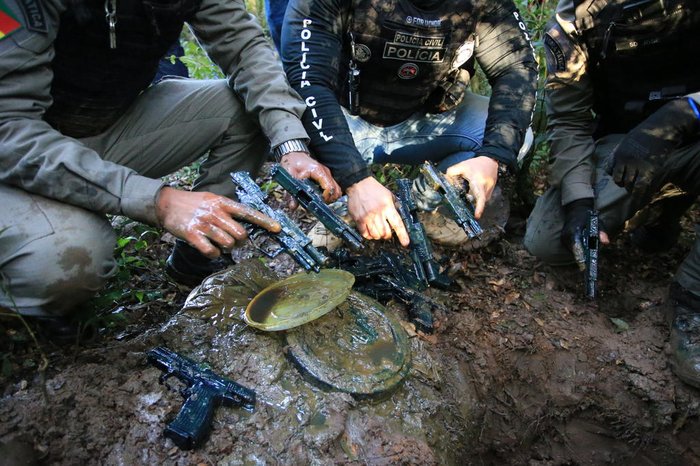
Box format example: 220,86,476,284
273,139,309,162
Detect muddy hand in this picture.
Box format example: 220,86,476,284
346,177,410,246
445,156,498,219
280,152,342,207
156,187,281,258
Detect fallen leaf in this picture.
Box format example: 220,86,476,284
504,292,520,305
609,317,630,333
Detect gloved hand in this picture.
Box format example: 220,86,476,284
561,198,595,265
610,98,700,198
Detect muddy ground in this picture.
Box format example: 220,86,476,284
1,174,700,465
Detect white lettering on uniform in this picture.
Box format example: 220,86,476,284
512,11,537,127
302,62,333,141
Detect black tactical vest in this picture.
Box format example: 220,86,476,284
45,0,201,138
574,0,700,136
342,0,477,125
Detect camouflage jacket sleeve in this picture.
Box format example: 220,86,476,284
473,0,539,170
281,0,371,190
0,0,163,225
189,0,310,148
543,16,597,206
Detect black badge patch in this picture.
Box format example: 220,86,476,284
398,63,418,79
17,0,47,33
544,33,565,72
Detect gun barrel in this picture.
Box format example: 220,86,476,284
420,162,483,238
271,165,363,250
396,178,452,288
230,171,327,272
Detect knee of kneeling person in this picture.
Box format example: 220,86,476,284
523,224,575,266
46,228,117,315
6,222,117,317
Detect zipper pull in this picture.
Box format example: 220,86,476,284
600,22,615,60
104,0,117,49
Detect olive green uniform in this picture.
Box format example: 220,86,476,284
523,6,700,295
0,0,309,316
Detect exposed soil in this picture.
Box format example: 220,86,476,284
2,171,700,466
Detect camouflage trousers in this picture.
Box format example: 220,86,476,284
0,79,267,316
524,134,700,296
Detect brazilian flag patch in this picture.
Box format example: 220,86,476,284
0,0,21,40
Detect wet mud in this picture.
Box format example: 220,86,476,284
2,210,700,465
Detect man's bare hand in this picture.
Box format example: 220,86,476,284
155,187,280,258
346,177,410,247
445,156,499,219
280,152,341,209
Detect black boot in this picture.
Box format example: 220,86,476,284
668,282,700,388
165,240,233,287
29,315,81,344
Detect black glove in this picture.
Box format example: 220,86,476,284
609,98,700,197
561,198,594,265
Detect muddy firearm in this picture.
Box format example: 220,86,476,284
330,248,447,333
584,210,599,299
395,178,451,289
420,161,483,238
146,346,256,450
271,164,363,250
230,171,327,272
379,274,444,334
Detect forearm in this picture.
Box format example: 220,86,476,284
475,0,538,168
282,0,370,190
542,19,597,205
190,0,309,146
0,0,163,225
0,119,163,224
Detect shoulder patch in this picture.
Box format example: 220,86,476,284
0,0,22,39
544,32,566,72
17,0,46,33
543,22,587,81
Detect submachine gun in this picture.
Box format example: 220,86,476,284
420,161,483,239
395,178,452,289
230,171,327,272
146,346,256,450
270,164,363,250
329,248,447,334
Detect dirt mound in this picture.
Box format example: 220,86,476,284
1,206,700,465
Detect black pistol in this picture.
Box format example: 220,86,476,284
230,171,327,272
395,178,451,289
146,346,256,450
420,161,483,239
271,164,363,250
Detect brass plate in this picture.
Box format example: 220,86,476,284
244,269,355,331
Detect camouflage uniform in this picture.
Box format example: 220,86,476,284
524,0,700,295
0,0,309,316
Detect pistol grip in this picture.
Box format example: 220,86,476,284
164,381,218,450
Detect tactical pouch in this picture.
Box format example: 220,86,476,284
424,68,471,114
